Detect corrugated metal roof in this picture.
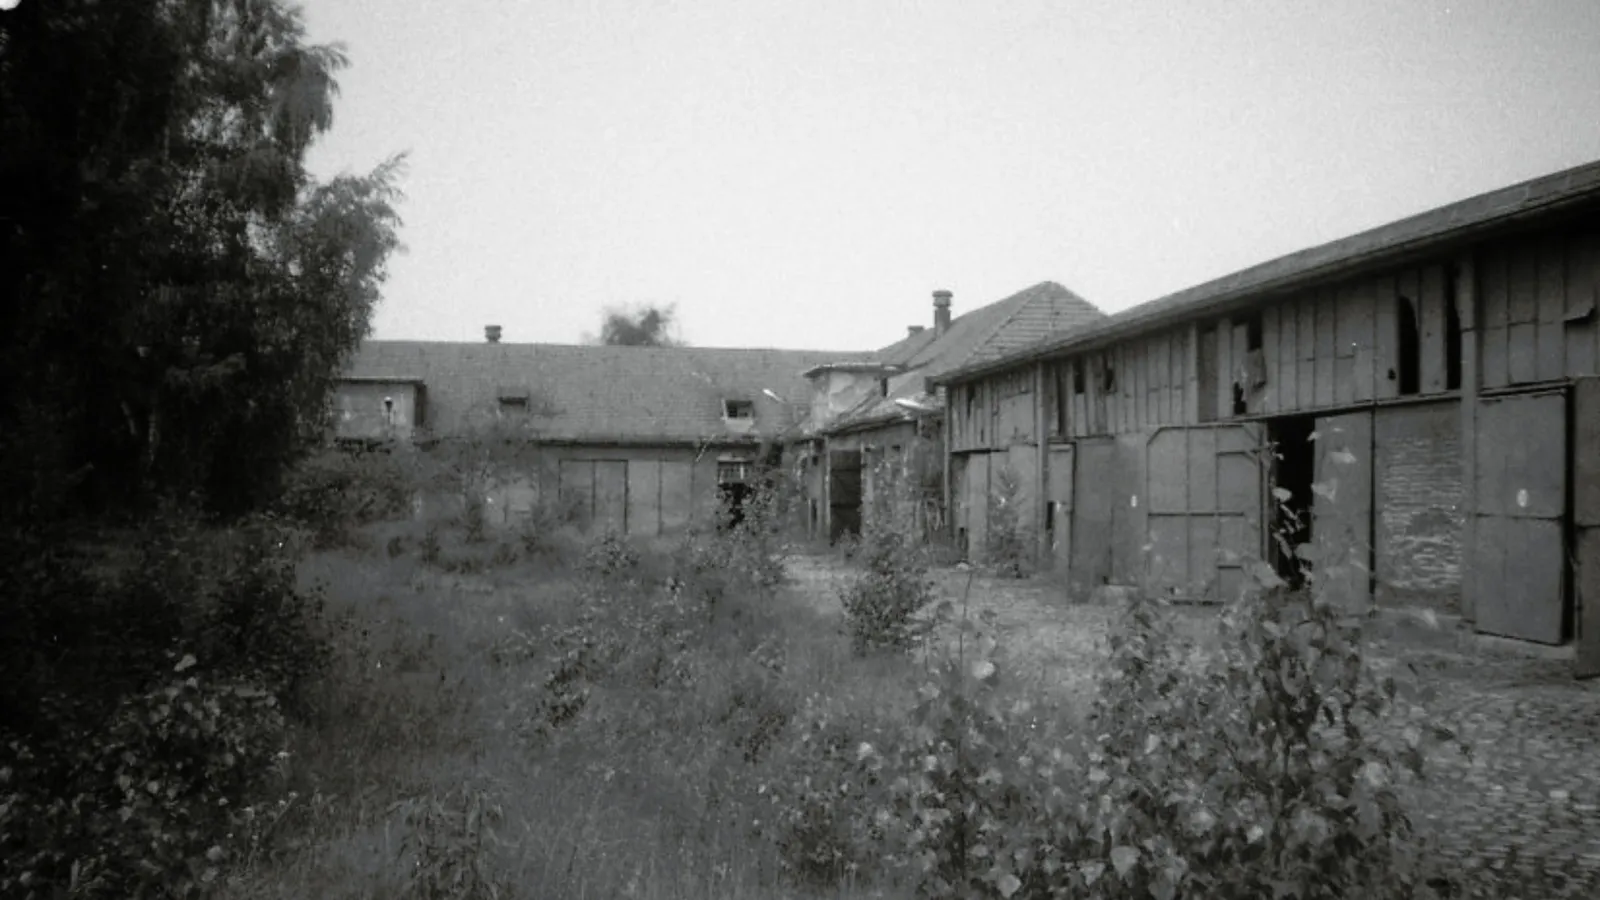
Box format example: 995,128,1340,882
935,156,1600,385
340,341,872,444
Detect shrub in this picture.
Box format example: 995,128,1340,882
276,445,416,547
0,512,331,899
839,521,937,654
985,463,1032,578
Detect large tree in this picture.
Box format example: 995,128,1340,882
0,0,405,520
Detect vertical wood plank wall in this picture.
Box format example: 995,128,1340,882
951,227,1599,448
946,218,1600,606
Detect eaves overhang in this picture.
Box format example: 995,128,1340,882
933,157,1600,386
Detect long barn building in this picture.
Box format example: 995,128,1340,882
933,158,1600,669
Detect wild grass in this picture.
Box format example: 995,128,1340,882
213,478,1586,900
214,506,914,900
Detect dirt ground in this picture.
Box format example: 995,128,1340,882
784,552,1600,887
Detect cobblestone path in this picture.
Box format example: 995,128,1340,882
785,553,1600,891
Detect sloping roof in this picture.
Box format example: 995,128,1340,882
935,156,1600,385
826,281,1106,433
341,341,872,444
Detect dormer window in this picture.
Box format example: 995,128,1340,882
723,399,755,419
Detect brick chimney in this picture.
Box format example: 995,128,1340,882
485,324,502,344
933,290,953,335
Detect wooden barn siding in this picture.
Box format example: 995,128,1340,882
1477,230,1600,388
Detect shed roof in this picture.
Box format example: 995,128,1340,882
934,156,1600,385
340,341,871,444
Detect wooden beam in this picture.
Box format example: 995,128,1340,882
1458,250,1479,625
1184,321,1201,423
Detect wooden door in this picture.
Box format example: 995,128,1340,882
593,461,627,533
1047,445,1075,572
828,449,863,542
1311,411,1373,606
1576,377,1600,677
1471,391,1566,644
559,459,595,530
1072,438,1116,592
962,452,991,560
1142,425,1264,601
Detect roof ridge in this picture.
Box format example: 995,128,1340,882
945,281,1056,370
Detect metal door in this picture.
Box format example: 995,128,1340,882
1471,391,1566,644
1312,411,1374,606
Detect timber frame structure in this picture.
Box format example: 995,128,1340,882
934,158,1600,674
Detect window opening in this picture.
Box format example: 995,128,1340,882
723,399,755,419
1397,295,1421,395
1444,276,1463,390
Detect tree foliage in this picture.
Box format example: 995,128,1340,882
0,0,406,521
596,303,684,347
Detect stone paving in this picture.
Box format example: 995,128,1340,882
784,553,1600,891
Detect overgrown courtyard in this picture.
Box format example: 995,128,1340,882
10,440,1595,900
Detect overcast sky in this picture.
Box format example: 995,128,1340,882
302,0,1600,351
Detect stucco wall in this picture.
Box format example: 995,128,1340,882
334,382,420,441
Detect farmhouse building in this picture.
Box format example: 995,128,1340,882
333,332,869,535
933,158,1600,667
794,283,1105,542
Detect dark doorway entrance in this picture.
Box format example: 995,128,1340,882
1269,416,1316,588
828,450,863,542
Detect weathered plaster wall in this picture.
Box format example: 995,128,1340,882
334,382,420,441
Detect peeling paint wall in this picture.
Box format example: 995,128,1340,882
334,382,421,441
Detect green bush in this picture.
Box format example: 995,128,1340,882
276,444,417,548
0,513,331,899
985,464,1032,578
839,521,937,654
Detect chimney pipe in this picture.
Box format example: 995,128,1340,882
907,325,925,338
933,290,953,335
485,324,502,344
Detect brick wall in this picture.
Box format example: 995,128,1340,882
1374,403,1464,608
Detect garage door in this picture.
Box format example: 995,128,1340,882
1471,390,1566,644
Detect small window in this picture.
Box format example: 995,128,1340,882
723,399,754,419
717,460,751,484
879,378,890,397
1101,359,1116,393
1246,313,1263,351
1072,359,1086,395
383,397,395,425
498,396,528,418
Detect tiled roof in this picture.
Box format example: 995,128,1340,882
935,155,1600,384
341,341,872,444
826,281,1106,432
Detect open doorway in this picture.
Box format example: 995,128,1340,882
1268,416,1316,588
